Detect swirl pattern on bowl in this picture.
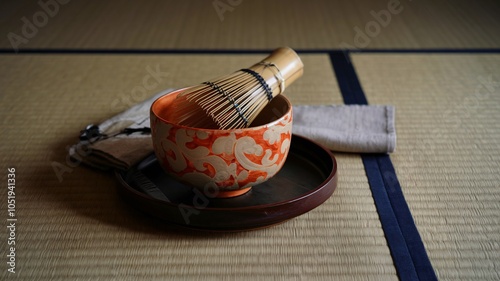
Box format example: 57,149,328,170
150,89,292,195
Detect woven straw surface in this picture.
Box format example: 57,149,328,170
2,51,499,281
1,1,500,279
0,54,398,280
352,53,500,280
1,0,499,50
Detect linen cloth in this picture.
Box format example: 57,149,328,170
70,89,396,170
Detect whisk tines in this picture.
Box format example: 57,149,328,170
171,47,304,130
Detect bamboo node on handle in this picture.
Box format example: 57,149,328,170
258,61,286,95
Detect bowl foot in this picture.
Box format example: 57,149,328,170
216,187,251,198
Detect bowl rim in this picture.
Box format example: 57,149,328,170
150,88,293,131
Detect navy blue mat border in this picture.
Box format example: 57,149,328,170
330,50,438,281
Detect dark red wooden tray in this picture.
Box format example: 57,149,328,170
115,135,337,231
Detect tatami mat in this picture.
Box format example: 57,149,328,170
1,0,500,50
2,0,500,279
0,54,398,280
351,53,500,280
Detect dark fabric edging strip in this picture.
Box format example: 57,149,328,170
329,51,438,281
376,155,438,281
1,48,500,54
329,52,368,105
362,155,419,281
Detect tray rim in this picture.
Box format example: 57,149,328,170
115,134,337,230
116,135,336,210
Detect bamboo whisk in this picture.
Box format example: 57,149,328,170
171,47,303,129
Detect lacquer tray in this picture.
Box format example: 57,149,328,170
115,135,337,231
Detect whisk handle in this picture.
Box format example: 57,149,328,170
249,47,304,96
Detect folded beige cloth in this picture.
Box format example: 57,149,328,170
292,105,396,153
69,89,174,170
70,89,396,170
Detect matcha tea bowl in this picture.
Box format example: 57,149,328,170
150,88,293,198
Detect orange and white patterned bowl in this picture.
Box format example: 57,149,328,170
150,88,293,198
